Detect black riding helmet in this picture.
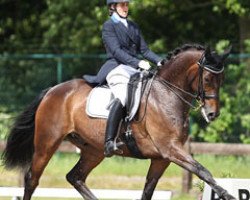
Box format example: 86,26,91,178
107,0,130,5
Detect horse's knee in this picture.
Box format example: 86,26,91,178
66,165,84,185
66,167,76,185
66,171,75,184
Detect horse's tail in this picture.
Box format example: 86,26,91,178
1,88,51,170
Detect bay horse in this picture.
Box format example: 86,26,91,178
2,44,235,200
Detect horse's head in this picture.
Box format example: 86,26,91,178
195,46,231,122
157,44,231,123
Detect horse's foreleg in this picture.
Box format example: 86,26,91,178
66,147,104,200
169,144,236,200
141,159,170,200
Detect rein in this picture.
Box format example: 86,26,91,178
132,71,156,123
156,76,201,110
133,52,224,123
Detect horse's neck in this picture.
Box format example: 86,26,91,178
148,51,202,119
149,78,190,117
159,51,201,90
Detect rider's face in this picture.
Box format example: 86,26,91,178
116,2,129,18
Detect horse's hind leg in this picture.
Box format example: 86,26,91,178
169,144,236,200
23,131,64,200
66,146,104,200
141,159,170,200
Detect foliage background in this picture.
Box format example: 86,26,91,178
0,0,249,143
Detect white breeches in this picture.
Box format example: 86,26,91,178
106,64,139,106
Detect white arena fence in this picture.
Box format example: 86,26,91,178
0,187,172,200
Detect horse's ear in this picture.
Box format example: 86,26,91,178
221,45,232,61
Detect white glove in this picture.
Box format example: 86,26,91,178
138,60,151,70
157,61,162,67
157,59,167,67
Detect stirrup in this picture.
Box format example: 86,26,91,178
104,141,124,157
113,141,124,154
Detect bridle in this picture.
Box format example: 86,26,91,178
156,52,224,110
132,52,224,124
197,53,224,101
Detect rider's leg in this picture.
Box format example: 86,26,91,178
105,65,138,157
104,98,124,157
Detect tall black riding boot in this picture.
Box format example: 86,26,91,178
104,98,124,157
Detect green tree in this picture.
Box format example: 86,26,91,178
0,0,46,53
0,0,249,143
40,0,106,53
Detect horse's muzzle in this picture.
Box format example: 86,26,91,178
201,107,220,123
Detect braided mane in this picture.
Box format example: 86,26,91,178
166,44,205,60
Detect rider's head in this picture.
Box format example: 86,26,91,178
107,0,130,18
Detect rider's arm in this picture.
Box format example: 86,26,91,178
139,32,162,65
127,22,162,65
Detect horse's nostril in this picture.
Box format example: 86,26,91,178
208,112,216,120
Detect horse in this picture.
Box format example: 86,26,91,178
2,44,235,200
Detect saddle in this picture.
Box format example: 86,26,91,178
86,72,148,121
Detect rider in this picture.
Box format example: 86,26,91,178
84,0,165,157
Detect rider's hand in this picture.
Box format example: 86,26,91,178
138,60,151,70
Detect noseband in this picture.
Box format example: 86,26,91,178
156,52,224,110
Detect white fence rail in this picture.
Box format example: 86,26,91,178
0,187,172,200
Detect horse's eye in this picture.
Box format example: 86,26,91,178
204,77,210,83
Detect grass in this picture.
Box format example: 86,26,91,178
1,152,250,200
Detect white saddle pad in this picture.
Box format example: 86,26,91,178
86,82,143,120
86,86,113,119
